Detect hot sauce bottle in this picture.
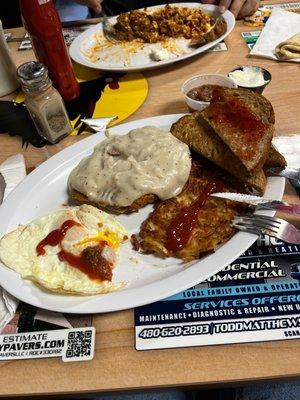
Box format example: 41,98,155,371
19,0,80,102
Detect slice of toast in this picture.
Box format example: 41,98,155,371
221,87,275,124
211,89,286,170
215,88,282,170
201,87,274,173
265,145,287,169
171,113,267,193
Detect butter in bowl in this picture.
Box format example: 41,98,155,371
181,74,237,112
228,66,271,94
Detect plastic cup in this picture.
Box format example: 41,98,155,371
181,74,238,112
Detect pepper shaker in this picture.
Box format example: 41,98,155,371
17,61,72,144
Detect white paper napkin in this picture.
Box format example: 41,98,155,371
0,154,26,333
273,135,300,168
250,8,300,62
0,154,26,198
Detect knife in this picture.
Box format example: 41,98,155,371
212,192,300,215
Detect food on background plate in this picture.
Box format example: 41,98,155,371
80,5,227,66
81,34,192,65
113,5,226,45
69,126,191,214
132,159,246,262
0,205,128,295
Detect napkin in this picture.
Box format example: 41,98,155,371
250,8,300,62
0,154,26,333
272,135,300,196
0,154,26,198
272,135,300,169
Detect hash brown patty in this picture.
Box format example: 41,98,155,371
132,159,245,262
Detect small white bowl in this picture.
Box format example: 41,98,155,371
181,74,238,112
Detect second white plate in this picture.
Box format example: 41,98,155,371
69,3,235,72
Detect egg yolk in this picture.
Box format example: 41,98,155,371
76,231,121,250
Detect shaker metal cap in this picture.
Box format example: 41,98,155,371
16,61,50,90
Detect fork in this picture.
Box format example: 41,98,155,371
100,11,120,44
190,14,223,46
232,214,300,244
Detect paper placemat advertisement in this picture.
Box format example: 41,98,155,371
135,236,300,350
0,302,95,362
242,31,261,50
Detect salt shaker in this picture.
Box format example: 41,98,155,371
16,61,72,144
0,20,19,96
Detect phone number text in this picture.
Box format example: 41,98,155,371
138,324,212,339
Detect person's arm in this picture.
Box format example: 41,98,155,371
74,0,103,13
202,0,260,19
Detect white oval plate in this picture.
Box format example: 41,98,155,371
69,3,235,72
0,114,285,314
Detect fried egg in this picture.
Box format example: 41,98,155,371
0,205,128,295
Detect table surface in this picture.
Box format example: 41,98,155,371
1,4,300,397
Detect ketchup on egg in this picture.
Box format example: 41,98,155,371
36,220,112,281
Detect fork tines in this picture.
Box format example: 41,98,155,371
101,11,119,44
232,214,281,236
232,213,300,245
234,214,280,228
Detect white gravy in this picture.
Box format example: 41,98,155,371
68,126,191,207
